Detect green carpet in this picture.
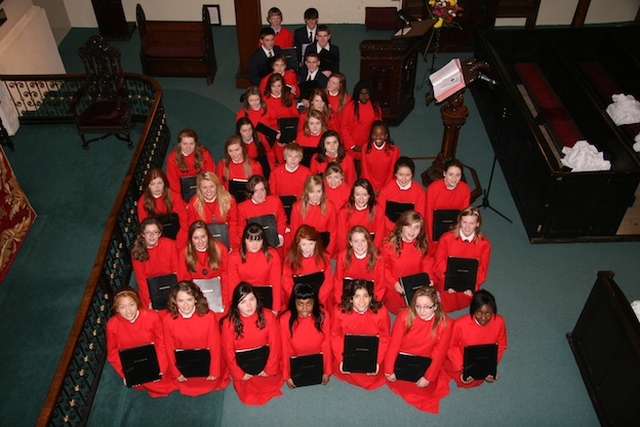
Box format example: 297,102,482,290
1,23,639,427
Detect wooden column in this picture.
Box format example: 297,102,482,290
234,0,262,88
90,0,135,40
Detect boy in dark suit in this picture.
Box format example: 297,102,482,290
304,24,340,75
293,8,319,63
297,52,328,100
249,27,283,86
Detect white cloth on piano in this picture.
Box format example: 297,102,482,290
561,140,611,172
606,93,640,125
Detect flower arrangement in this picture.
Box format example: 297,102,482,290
428,0,463,29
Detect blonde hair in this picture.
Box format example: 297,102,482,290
194,172,232,221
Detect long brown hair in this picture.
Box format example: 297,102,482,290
451,205,485,242
174,129,206,173
221,135,253,182
242,86,267,116
185,221,222,273
344,226,379,271
404,286,447,338
226,282,267,338
346,178,376,223
339,279,382,313
304,109,328,137
328,72,348,113
285,225,328,271
141,168,173,215
300,175,327,218
265,73,293,107
384,210,428,256
166,281,210,319
130,217,163,261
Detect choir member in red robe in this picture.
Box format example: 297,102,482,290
445,289,507,388
268,142,312,201
235,175,287,252
361,121,401,194
228,223,283,313
221,283,283,405
298,89,339,133
384,286,452,413
310,130,356,186
432,206,491,312
165,129,216,202
424,159,471,249
236,86,274,130
137,168,189,248
106,287,177,397
236,117,275,176
263,73,299,125
322,162,350,213
289,175,338,257
259,55,300,99
331,279,390,390
186,172,239,249
336,178,385,253
334,226,386,305
340,81,382,160
131,218,180,309
377,156,426,237
280,283,332,388
163,281,230,396
380,211,434,315
217,135,263,192
295,109,326,150
282,225,333,309
177,221,229,321
326,73,351,133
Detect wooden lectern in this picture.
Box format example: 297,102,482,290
234,0,262,88
360,19,434,126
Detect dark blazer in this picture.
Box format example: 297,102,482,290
294,26,315,62
248,46,283,86
305,43,340,74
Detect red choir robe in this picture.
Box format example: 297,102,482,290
324,182,351,212
236,107,276,130
333,250,386,305
242,138,276,173
279,310,333,382
162,310,230,396
268,164,312,200
295,131,322,149
132,237,180,309
274,27,294,48
221,309,283,405
327,92,351,132
380,239,433,315
298,109,339,134
264,95,299,124
236,195,287,251
432,231,491,312
106,309,177,397
424,178,471,248
310,153,357,187
289,201,338,256
445,313,507,388
186,195,239,249
216,159,263,191
330,305,391,390
377,180,426,237
340,101,382,160
165,149,216,199
336,205,385,253
227,249,283,312
282,254,333,310
137,192,189,249
260,70,300,99
177,240,229,321
384,308,453,413
361,143,401,193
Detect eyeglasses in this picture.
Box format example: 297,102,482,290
143,231,161,236
414,303,436,311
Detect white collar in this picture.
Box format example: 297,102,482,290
460,232,475,242
354,251,367,260
373,142,386,151
396,180,412,190
126,310,140,323
179,307,196,318
285,163,299,172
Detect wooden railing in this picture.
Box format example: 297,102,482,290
0,73,171,426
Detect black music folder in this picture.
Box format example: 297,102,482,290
253,285,273,310
385,201,414,223
301,146,317,168
343,334,379,374
281,47,299,70
432,209,460,241
399,272,430,306
229,179,248,203
247,214,279,248
206,222,229,249
293,270,324,293
236,345,270,375
193,277,223,313
319,231,330,250
318,49,338,70
298,80,319,101
463,343,498,380
180,175,197,203
154,212,180,240
278,195,297,224
174,348,211,378
444,257,479,292
278,117,299,144
119,343,161,387
256,122,278,147
394,352,432,382
147,273,178,310
290,353,323,387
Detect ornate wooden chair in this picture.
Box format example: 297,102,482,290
70,35,133,149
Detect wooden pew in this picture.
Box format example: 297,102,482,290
136,4,217,85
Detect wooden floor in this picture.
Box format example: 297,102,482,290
617,182,640,235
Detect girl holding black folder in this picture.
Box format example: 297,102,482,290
106,287,177,397
216,135,263,195
165,129,216,203
280,283,332,388
221,283,283,405
384,286,452,413
444,289,507,388
330,279,390,390
163,281,230,396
